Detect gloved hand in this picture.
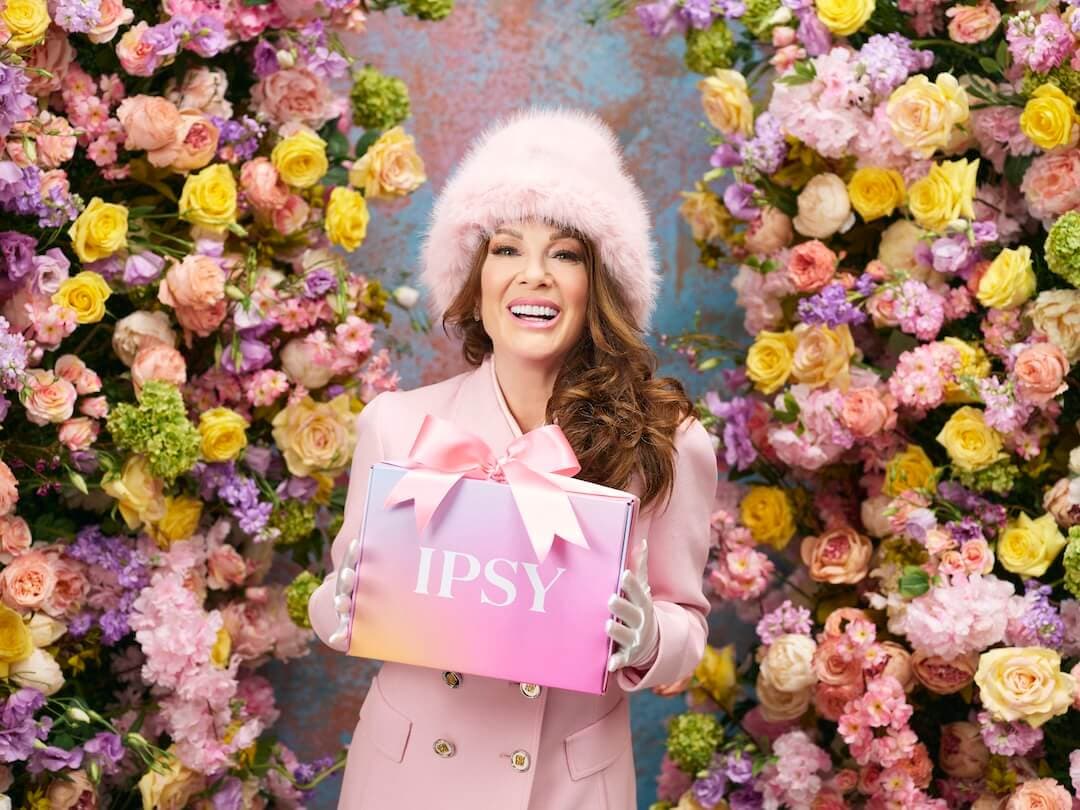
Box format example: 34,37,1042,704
606,538,659,673
326,535,362,650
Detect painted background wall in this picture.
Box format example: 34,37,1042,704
267,3,741,806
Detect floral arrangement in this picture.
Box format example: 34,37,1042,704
610,0,1080,808
0,0,448,806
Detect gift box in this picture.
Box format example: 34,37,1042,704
343,415,639,694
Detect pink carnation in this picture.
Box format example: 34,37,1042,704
1020,148,1080,226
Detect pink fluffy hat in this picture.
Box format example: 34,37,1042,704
419,106,659,330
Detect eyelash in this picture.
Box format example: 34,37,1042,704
491,246,582,262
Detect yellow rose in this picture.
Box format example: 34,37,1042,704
68,197,128,263
138,750,206,810
740,486,796,549
746,330,797,394
1,0,49,50
942,337,990,403
848,167,906,221
698,69,754,137
179,164,237,233
935,406,1006,472
271,128,328,189
271,393,357,477
815,0,874,35
679,190,731,243
907,158,978,232
976,245,1036,310
886,74,970,159
1020,84,1078,151
693,644,737,711
0,603,32,677
791,323,855,389
102,455,166,530
150,495,204,547
997,513,1067,577
324,186,370,252
210,626,231,668
348,126,427,199
52,271,111,324
198,407,248,462
974,647,1075,727
884,444,937,496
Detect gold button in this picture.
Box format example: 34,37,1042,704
510,749,531,772
519,682,541,699
442,671,462,688
433,738,456,758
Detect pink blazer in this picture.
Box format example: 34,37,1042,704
308,354,717,810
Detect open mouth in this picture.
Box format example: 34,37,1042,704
508,304,560,323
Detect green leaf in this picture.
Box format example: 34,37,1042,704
994,38,1009,68
1004,154,1034,187
977,57,1000,76
326,129,350,161
323,165,349,188
898,565,931,598
33,512,77,543
354,129,381,158
67,469,88,495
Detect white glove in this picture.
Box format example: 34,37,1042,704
326,535,362,651
606,538,659,673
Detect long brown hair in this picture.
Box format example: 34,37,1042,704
442,226,694,512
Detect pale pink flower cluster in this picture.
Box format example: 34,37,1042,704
1061,600,1080,657
707,509,775,600
894,574,1019,659
888,342,961,413
759,730,833,810
837,676,914,767
768,385,855,471
732,262,794,335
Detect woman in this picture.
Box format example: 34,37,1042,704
308,107,717,809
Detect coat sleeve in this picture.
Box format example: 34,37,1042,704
308,391,388,647
616,417,717,692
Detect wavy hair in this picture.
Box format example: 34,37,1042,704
441,228,694,512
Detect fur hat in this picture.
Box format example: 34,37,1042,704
419,106,659,329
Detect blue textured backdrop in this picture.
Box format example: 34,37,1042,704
268,4,740,806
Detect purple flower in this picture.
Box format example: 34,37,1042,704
857,34,933,97
677,0,718,28
0,316,29,390
707,394,757,471
635,0,687,38
692,766,728,806
212,776,245,810
0,63,36,140
220,338,273,374
84,732,125,775
796,12,832,56
1007,581,1065,649
31,248,71,295
710,142,743,169
53,0,103,33
725,751,755,784
144,19,185,57
277,476,318,501
69,449,99,474
0,689,49,764
0,161,45,220
305,268,337,298
28,744,84,774
797,283,868,328
0,231,37,282
123,252,165,286
723,183,760,221
740,114,788,175
930,234,973,275
252,40,280,77
972,220,998,244
729,786,765,810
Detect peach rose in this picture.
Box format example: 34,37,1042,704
23,369,77,426
8,113,77,169
0,550,57,611
1043,477,1079,528
116,95,182,166
88,0,134,43
912,650,978,694
347,126,427,199
840,388,895,438
877,642,916,692
1005,779,1072,810
168,67,232,119
280,337,334,389
58,418,100,452
0,460,17,517
792,173,853,239
801,527,873,584
860,494,893,538
791,323,855,389
946,2,1000,43
900,743,934,789
158,254,225,310
0,516,31,558
1014,342,1069,404
787,240,837,293
939,721,990,779
813,635,864,687
207,544,248,590
756,676,812,722
271,194,310,236
240,157,289,214
251,67,333,127
46,769,97,810
1021,148,1080,224
44,555,87,616
810,791,848,810
866,290,901,328
112,310,178,366
760,633,818,693
744,206,793,254
174,298,228,338
25,28,73,95
170,110,220,172
814,681,862,722
79,396,109,420
961,537,995,573
131,345,187,397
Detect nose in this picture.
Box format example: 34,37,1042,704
519,251,551,286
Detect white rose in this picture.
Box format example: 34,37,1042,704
877,219,928,274
112,311,177,367
280,338,334,390
1029,289,1080,364
792,173,854,239
10,648,65,696
27,613,66,646
759,633,817,693
393,285,419,309
1070,447,1080,476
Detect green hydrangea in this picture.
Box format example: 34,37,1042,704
403,0,453,20
742,0,782,39
1064,527,1080,599
1045,211,1080,288
106,381,200,482
350,66,411,130
1022,66,1080,100
685,20,734,75
955,461,1018,496
270,499,317,546
666,711,722,774
286,571,321,629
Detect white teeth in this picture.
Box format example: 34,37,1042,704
510,304,558,318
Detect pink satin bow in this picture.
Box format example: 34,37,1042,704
383,414,590,562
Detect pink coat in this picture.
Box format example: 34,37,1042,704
308,354,717,809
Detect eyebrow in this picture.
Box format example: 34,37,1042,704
494,227,579,242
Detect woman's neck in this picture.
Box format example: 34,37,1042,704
491,351,560,434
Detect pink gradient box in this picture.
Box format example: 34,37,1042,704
346,462,638,694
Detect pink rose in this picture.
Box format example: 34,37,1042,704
813,635,864,687
88,0,135,44
167,67,232,119
840,388,895,438
874,642,916,692
251,68,334,127
43,553,88,617
173,299,228,337
912,650,978,694
207,544,248,590
938,550,966,577
961,537,995,574
26,29,73,95
8,114,77,169
58,418,100,452
131,345,187,397
0,550,57,611
744,206,793,255
787,239,838,293
241,157,289,214
801,527,873,584
158,254,225,310
1044,477,1080,528
0,516,31,558
54,355,86,385
0,461,17,517
946,2,1000,43
271,194,310,236
116,95,182,165
813,680,862,721
940,721,990,779
1005,779,1073,810
810,792,848,810
23,369,77,426
280,337,334,389
170,110,220,172
1021,148,1080,224
79,396,109,420
112,310,177,366
1071,663,1080,710
866,291,900,328
221,600,276,661
76,369,102,396
116,23,163,77
1014,342,1069,404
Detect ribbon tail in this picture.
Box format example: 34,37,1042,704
503,462,588,563
384,469,465,537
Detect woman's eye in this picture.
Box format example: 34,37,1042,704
492,245,516,256
555,251,582,262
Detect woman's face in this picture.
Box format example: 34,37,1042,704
479,219,589,369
